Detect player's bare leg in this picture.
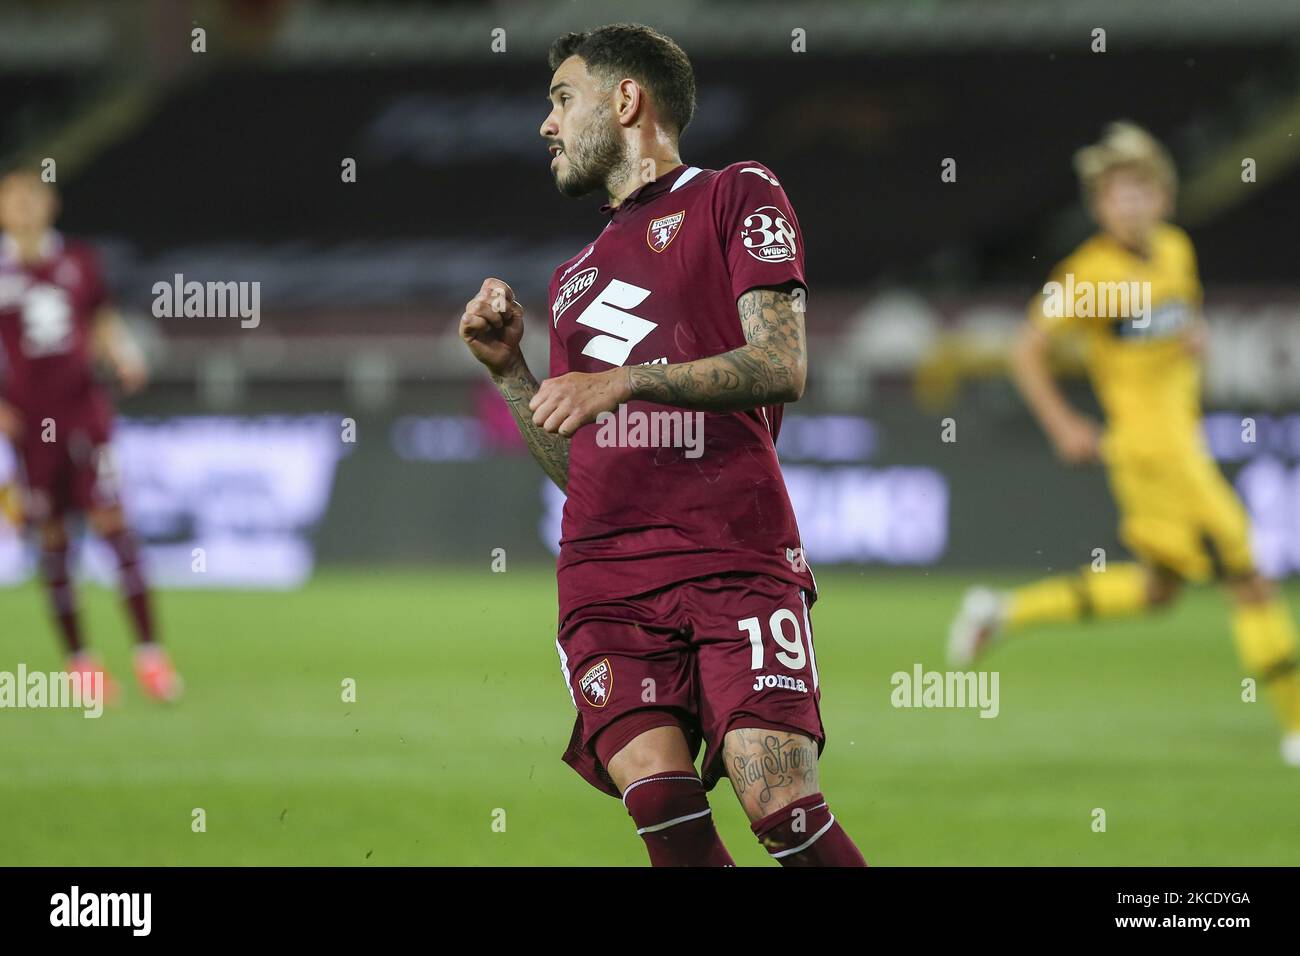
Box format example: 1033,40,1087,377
602,721,734,866
1224,572,1300,764
723,726,866,866
604,724,695,785
35,515,119,703
87,503,182,702
949,563,1181,666
1144,565,1183,606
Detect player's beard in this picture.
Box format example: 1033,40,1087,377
553,106,631,199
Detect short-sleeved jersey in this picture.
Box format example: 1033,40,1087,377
547,161,814,622
1030,223,1204,459
0,232,110,420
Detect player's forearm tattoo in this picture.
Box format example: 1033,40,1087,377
725,728,819,808
491,365,570,491
626,288,806,411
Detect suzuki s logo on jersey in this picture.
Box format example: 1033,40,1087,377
579,658,613,707
742,206,797,263
552,267,598,326
20,283,75,357
574,279,657,367
646,210,685,252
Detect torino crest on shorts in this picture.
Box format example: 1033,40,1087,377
579,659,612,708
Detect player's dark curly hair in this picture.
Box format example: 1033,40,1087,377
547,23,696,140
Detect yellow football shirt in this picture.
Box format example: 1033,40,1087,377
1031,222,1204,460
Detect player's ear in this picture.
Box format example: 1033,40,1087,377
613,77,642,129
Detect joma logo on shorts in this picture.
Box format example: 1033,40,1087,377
751,673,808,693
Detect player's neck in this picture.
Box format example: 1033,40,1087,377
1105,229,1154,260
605,155,683,208
3,230,52,265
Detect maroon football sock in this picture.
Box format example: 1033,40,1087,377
104,529,155,644
39,543,83,656
621,771,734,867
751,792,867,867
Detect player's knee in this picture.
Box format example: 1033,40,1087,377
601,720,695,793
1145,569,1182,608
87,505,125,537
738,781,818,822
1227,572,1275,607
38,519,68,551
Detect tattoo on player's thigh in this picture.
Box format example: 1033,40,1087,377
724,728,819,810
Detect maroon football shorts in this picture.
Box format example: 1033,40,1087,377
557,572,825,798
16,408,118,522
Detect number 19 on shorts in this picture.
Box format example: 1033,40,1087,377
738,605,818,693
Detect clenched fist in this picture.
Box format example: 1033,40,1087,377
459,277,525,376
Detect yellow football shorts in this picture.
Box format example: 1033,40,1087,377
1105,448,1255,582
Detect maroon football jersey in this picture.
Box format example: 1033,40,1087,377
547,161,815,621
0,232,110,422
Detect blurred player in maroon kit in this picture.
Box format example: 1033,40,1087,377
0,168,181,702
459,25,864,866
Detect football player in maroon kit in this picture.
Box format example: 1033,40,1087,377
459,24,864,866
0,168,182,703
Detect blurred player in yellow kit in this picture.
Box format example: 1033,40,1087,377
948,122,1300,765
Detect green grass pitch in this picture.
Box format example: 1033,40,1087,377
0,568,1295,865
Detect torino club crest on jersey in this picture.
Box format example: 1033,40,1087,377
646,210,685,252
579,658,613,707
